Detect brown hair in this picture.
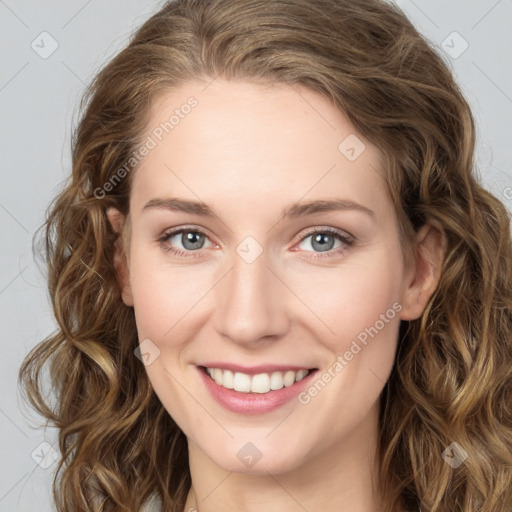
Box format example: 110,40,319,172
19,0,512,511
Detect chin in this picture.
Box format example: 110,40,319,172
200,437,309,475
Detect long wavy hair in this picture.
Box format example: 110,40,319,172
19,0,512,511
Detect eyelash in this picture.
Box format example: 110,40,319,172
157,226,354,260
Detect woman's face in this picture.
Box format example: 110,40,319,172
113,78,432,475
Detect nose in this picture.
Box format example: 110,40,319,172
213,249,290,347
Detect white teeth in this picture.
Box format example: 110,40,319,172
270,371,284,390
205,367,311,394
222,369,234,389
233,372,251,392
213,368,223,386
251,373,270,393
283,370,296,387
295,369,308,382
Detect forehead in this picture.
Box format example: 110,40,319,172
130,79,388,221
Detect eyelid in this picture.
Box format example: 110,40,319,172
290,226,354,260
293,226,355,245
158,225,217,251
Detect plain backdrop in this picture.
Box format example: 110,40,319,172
1,0,511,510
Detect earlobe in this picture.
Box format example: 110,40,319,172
399,222,446,321
106,207,134,307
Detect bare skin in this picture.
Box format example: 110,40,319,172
108,78,444,512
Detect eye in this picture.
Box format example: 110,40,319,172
295,228,354,259
158,226,354,260
158,227,214,257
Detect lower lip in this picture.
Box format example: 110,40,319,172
198,366,317,415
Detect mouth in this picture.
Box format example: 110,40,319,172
200,365,314,394
197,363,319,414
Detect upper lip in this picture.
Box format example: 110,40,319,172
198,363,317,375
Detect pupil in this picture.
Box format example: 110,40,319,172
183,231,203,250
313,233,334,252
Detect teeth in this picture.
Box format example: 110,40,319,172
223,369,234,389
233,372,251,392
283,370,296,387
295,369,308,381
251,373,270,393
205,367,311,394
213,368,223,386
270,371,284,390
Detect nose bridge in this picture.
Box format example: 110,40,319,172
213,245,288,345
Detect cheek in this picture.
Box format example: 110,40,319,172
127,244,217,347
127,248,211,427
287,245,405,348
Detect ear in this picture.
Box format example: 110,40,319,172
399,222,446,321
106,207,134,307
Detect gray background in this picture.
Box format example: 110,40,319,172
1,1,511,510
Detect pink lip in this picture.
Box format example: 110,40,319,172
198,362,314,375
197,365,318,415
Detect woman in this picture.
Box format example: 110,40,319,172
19,0,512,511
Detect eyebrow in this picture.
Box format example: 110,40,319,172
142,197,375,220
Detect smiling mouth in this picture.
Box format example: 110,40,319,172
200,366,317,394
